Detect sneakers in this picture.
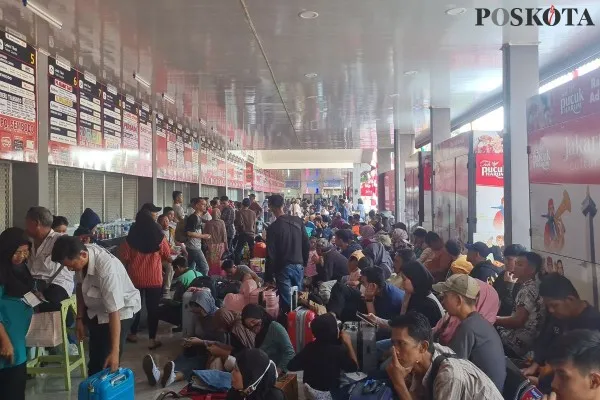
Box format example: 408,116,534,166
161,361,176,388
142,354,160,386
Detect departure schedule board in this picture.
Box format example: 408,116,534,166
102,83,122,150
138,102,152,177
155,113,169,179
78,71,102,149
175,122,184,180
0,29,37,162
48,57,77,149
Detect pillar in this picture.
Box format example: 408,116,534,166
393,132,415,222
502,43,538,247
430,107,451,146
378,149,393,174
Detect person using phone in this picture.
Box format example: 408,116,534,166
361,267,404,320
51,236,141,375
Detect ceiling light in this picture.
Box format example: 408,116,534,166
389,93,399,97
304,73,318,78
133,72,150,88
445,7,466,16
298,10,319,19
23,0,62,29
404,70,418,76
162,93,175,104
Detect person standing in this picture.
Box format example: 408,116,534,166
234,199,257,265
0,228,34,400
265,195,309,312
52,236,141,375
248,193,263,219
24,206,74,312
203,208,228,276
120,210,170,349
185,198,211,275
220,196,236,250
172,191,186,223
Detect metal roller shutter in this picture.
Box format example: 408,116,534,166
57,168,83,227
48,167,57,215
0,162,11,231
122,176,138,219
105,174,122,221
157,179,166,209
201,185,218,199
183,183,191,205
83,171,104,221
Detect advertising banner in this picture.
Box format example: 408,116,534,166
528,70,600,307
245,162,254,189
383,171,395,212
155,113,169,179
0,29,37,162
138,103,152,177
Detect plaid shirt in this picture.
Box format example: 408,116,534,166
221,205,235,238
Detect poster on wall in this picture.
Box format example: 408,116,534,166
383,171,395,213
405,155,419,230
138,102,152,177
528,69,600,307
166,117,176,180
422,153,433,231
183,126,192,183
122,94,139,175
155,113,169,179
191,128,199,183
0,29,37,162
78,71,103,153
175,122,185,181
245,162,254,189
48,56,78,166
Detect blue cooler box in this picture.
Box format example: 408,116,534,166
78,368,135,399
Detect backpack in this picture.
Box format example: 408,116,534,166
175,216,189,243
427,353,457,400
503,358,544,400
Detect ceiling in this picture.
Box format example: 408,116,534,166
5,0,600,150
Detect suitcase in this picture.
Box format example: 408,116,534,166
78,368,134,400
287,307,316,352
223,280,258,313
249,288,279,309
342,321,377,375
249,257,266,273
275,374,299,400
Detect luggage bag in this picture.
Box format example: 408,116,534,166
342,321,377,375
287,307,316,351
78,368,135,400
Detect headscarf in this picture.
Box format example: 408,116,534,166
241,304,273,348
229,349,281,400
79,208,101,231
0,227,33,298
126,210,164,254
359,225,376,242
363,242,394,278
433,279,500,345
310,313,339,345
191,290,218,316
392,228,411,250
214,309,255,349
212,208,222,220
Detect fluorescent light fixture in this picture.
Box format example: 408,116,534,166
305,72,318,78
22,0,62,29
445,7,466,16
162,93,175,104
133,72,150,88
299,10,319,19
404,70,418,76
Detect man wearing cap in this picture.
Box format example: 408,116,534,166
433,274,506,391
315,238,348,283
466,242,503,284
141,203,162,221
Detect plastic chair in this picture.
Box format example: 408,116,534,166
26,295,87,390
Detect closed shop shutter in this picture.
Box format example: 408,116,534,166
201,185,219,199
105,174,122,221
157,179,166,209
57,168,83,227
48,167,57,215
83,171,104,221
0,162,11,232
122,176,138,219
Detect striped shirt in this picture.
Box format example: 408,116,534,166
119,237,171,288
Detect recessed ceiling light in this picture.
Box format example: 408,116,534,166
389,93,399,97
445,7,466,16
304,72,318,78
404,70,418,76
299,10,319,19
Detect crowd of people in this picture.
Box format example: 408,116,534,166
0,193,599,400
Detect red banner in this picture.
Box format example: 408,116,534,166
245,162,254,189
476,153,504,187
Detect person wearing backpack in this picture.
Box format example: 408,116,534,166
385,312,503,400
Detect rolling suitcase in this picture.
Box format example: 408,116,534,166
287,307,316,351
78,368,134,399
342,321,377,375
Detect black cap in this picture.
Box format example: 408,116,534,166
503,243,527,257
465,241,491,257
141,203,162,213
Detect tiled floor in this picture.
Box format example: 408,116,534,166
25,322,188,400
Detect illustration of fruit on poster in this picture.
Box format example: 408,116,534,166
473,131,504,247
433,158,456,242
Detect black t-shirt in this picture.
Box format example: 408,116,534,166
287,341,358,391
535,304,600,363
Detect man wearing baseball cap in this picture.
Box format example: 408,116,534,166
466,242,502,284
140,203,162,220
433,274,506,391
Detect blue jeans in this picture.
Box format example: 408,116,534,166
187,248,209,275
275,264,304,312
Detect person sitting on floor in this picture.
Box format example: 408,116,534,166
241,304,295,375
287,313,358,392
361,266,404,321
230,348,284,400
222,259,261,286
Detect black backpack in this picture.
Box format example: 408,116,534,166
503,358,543,400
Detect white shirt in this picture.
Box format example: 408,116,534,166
29,229,74,295
78,244,141,324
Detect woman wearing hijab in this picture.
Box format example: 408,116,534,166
432,279,500,345
361,227,394,279
204,208,228,276
391,225,412,252
229,348,284,400
241,304,295,374
143,290,223,388
0,228,34,400
288,313,358,391
120,210,171,349
74,208,101,241
398,261,444,326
